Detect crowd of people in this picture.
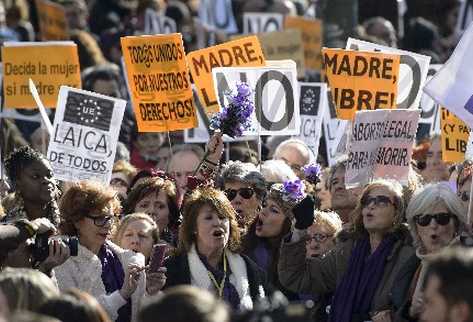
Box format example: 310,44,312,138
1,0,473,322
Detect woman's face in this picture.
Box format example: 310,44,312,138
224,181,261,230
75,203,116,252
255,198,286,238
305,223,336,258
16,159,57,205
134,190,170,232
135,133,162,159
424,138,450,183
110,175,129,201
315,175,331,210
195,204,230,254
416,202,457,254
119,219,155,260
361,186,397,233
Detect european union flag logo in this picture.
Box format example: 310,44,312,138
63,91,114,131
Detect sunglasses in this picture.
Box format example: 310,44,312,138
414,213,453,227
458,191,470,202
224,188,255,201
360,195,394,208
84,214,115,227
306,233,333,243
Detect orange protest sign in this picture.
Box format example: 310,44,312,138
284,16,322,72
121,33,196,132
2,42,81,109
441,107,469,162
35,0,69,40
187,36,265,113
322,48,400,120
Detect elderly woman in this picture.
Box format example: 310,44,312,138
392,183,467,321
113,213,160,263
217,161,266,232
305,210,342,259
123,177,179,246
54,181,165,322
162,187,267,310
279,179,415,322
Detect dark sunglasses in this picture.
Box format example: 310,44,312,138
458,191,470,202
224,188,255,201
306,233,333,243
414,213,453,227
84,214,115,227
360,195,394,208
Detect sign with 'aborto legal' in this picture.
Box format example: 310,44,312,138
121,33,196,132
48,86,126,183
323,48,400,120
346,109,419,187
2,41,81,109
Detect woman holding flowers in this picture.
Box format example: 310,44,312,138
279,179,415,322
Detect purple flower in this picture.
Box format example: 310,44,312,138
303,162,322,184
237,82,252,97
282,179,306,202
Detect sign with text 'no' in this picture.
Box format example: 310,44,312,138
121,33,196,132
187,36,266,113
48,86,126,183
198,0,238,33
346,109,419,188
323,48,400,120
2,42,81,109
243,13,284,34
212,64,299,136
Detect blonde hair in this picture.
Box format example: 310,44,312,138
113,213,160,246
313,210,343,236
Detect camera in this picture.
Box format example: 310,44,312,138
31,232,79,263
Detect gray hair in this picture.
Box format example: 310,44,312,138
406,183,467,250
260,160,297,184
217,161,266,199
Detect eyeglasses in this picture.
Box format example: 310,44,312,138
306,233,333,243
84,214,115,227
360,195,394,208
224,188,255,201
458,191,470,202
414,213,453,227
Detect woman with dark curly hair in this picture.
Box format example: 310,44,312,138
162,187,268,310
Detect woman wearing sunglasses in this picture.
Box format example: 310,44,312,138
54,181,164,322
279,179,415,322
392,183,466,322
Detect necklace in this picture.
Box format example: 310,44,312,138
207,252,227,298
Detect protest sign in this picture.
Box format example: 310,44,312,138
465,131,473,160
323,89,349,166
243,13,284,34
35,0,69,40
424,23,473,128
257,30,305,78
441,108,470,162
284,16,322,72
187,36,265,113
419,65,442,136
47,86,126,183
121,33,196,132
296,82,326,158
212,63,299,136
346,38,431,110
198,0,238,34
345,109,419,187
322,48,400,120
144,9,177,35
2,42,81,109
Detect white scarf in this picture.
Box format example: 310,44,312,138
187,244,254,310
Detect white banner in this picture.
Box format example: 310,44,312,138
47,86,126,183
345,109,419,187
198,0,238,33
243,13,283,34
212,64,300,136
346,37,431,110
419,64,442,136
323,89,349,166
144,9,177,35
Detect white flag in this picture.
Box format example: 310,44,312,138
424,22,473,128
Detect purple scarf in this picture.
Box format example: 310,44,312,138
330,234,397,322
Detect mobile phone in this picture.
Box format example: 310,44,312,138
148,243,167,273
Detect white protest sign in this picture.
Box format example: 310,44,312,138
346,109,420,187
296,82,326,159
212,63,300,136
198,0,238,33
466,131,473,160
144,9,177,34
346,37,431,110
323,89,349,166
457,0,473,33
47,86,126,183
243,13,284,34
419,64,442,135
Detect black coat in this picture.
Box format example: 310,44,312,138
164,251,269,304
